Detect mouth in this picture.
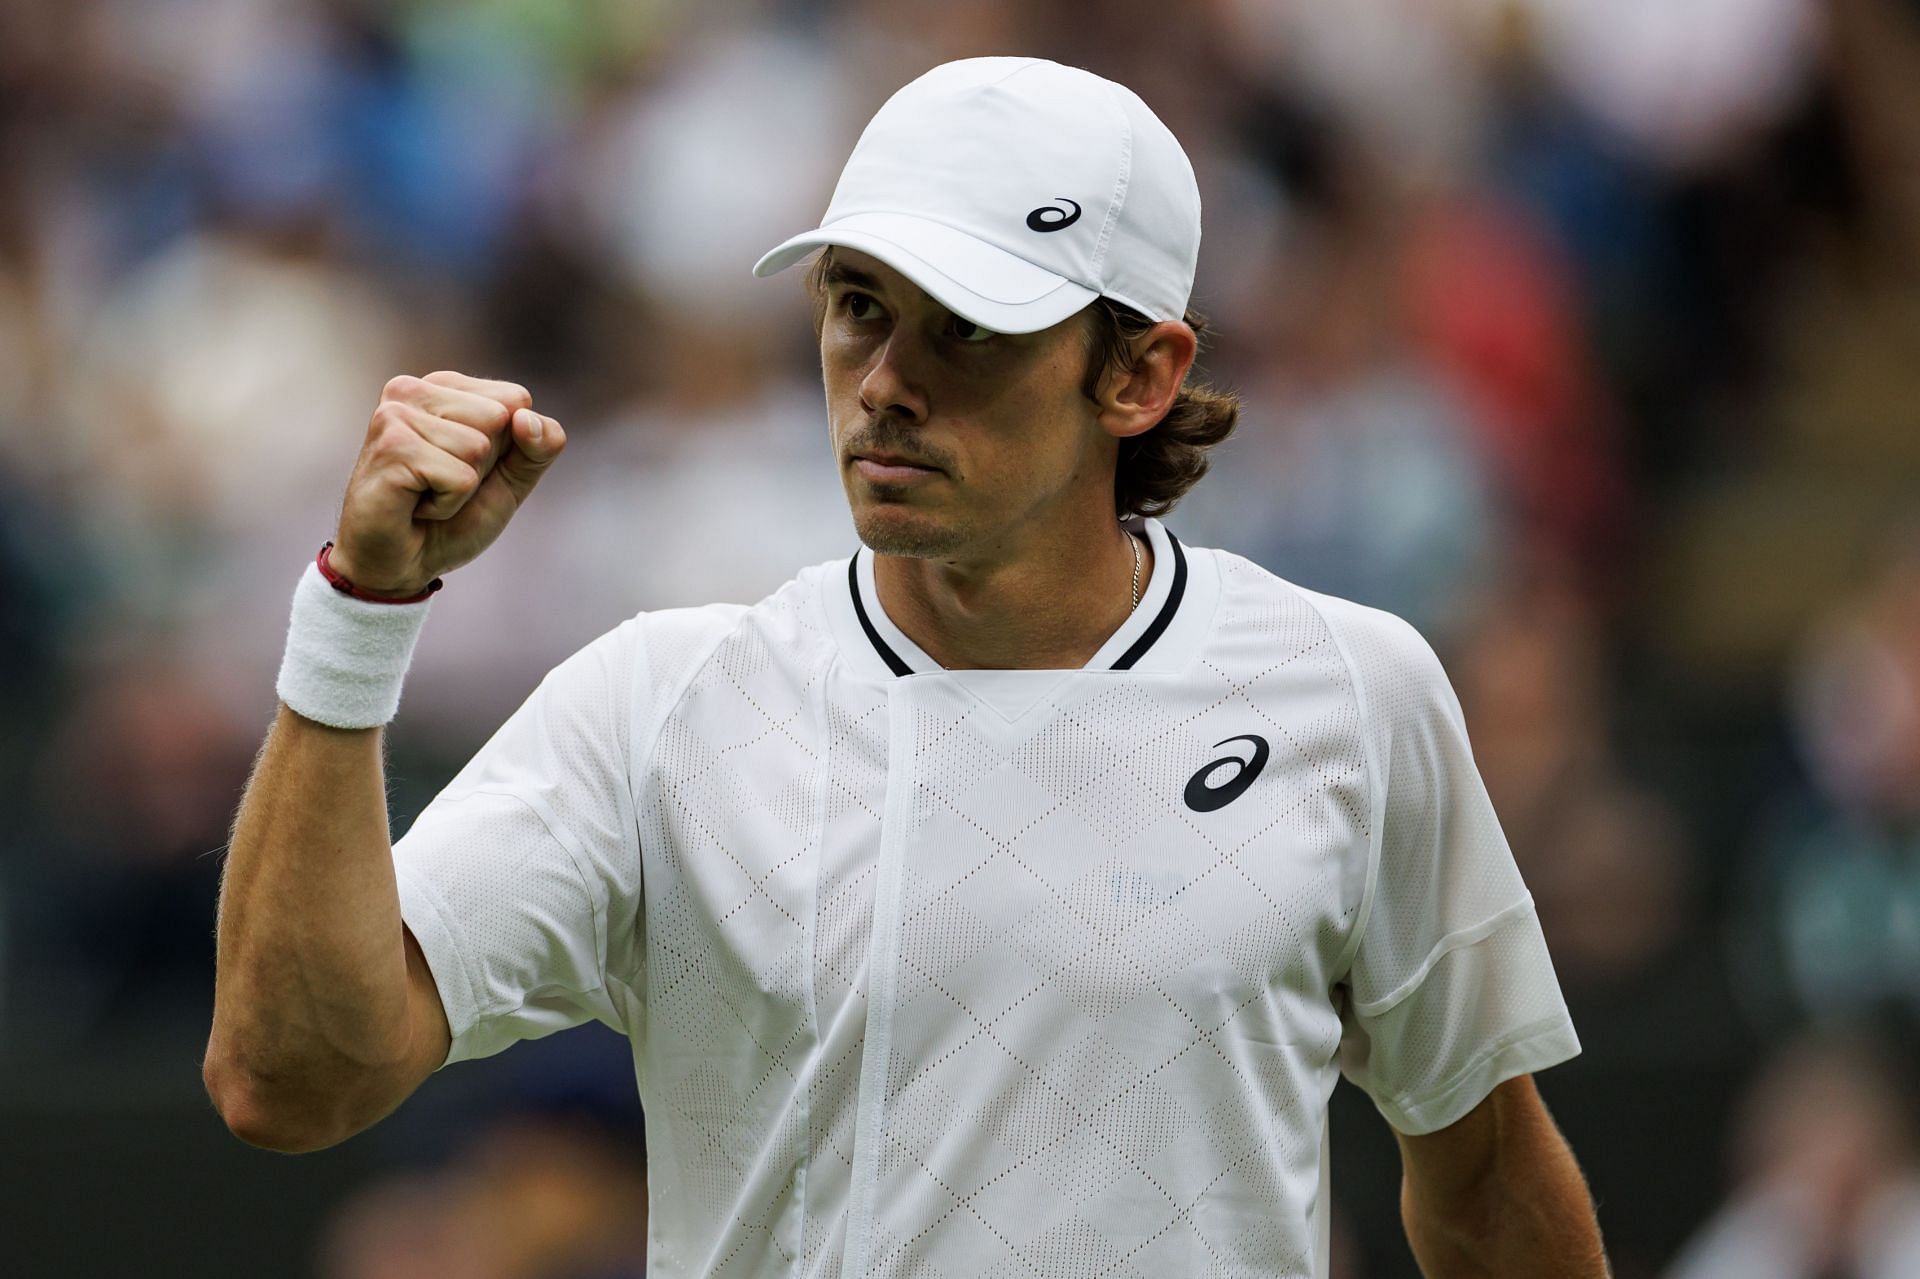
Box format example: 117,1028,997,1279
851,451,944,484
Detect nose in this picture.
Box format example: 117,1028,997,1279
857,329,929,425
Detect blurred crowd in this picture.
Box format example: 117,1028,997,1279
3,0,1920,1276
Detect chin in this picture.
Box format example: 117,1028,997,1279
852,503,968,559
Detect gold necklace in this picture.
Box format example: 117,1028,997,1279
1128,528,1141,610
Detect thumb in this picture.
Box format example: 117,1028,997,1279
494,407,566,503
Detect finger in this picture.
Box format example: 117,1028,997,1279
389,401,499,473
490,408,566,505
381,439,482,522
417,370,532,415
382,374,523,436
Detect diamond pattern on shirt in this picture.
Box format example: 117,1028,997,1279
861,577,1361,1279
643,612,827,1275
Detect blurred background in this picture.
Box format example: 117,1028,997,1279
3,0,1919,1275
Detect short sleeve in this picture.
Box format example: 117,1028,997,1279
1313,594,1580,1135
393,618,646,1067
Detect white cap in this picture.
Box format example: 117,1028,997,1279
752,57,1200,335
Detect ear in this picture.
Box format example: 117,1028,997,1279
1092,320,1199,440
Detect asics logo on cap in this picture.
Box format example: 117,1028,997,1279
1025,198,1081,233
1183,735,1270,813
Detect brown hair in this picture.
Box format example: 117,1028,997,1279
1082,297,1238,519
805,251,1240,517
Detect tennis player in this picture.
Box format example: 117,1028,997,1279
207,57,1609,1278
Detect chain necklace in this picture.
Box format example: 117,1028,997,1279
1128,527,1141,610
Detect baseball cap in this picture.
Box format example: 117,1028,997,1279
752,57,1200,335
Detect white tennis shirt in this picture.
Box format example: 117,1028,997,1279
393,516,1579,1278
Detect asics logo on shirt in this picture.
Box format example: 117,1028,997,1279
1183,734,1270,812
1026,198,1082,232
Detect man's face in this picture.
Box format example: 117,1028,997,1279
818,249,1109,560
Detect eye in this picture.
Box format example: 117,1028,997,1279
947,314,995,343
841,291,880,321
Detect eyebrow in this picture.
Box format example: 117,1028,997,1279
821,260,884,292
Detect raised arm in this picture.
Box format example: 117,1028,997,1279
1395,1075,1610,1278
203,371,565,1152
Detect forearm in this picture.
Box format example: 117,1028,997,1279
205,705,420,1149
1402,1163,1607,1277
1399,1079,1608,1278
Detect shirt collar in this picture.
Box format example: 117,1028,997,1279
828,516,1211,679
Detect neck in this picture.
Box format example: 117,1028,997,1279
872,516,1153,670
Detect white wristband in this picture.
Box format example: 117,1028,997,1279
276,561,433,729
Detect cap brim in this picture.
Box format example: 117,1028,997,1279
752,211,1097,335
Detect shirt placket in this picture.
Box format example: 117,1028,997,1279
839,678,922,1277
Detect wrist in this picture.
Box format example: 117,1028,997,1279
277,557,434,729
319,542,442,604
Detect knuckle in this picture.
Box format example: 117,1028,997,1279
422,370,464,387
499,382,532,410
369,403,413,446
382,374,423,401
454,430,492,467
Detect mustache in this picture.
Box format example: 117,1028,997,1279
843,416,955,473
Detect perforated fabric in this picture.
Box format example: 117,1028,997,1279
633,579,839,1274
390,525,1577,1279
830,554,1380,1279
1336,910,1576,1134
1301,588,1579,1136
394,607,737,1064
798,682,892,1274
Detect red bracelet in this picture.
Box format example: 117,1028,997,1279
317,542,442,604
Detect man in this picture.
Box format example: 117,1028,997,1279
206,57,1608,1277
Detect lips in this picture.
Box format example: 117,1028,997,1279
854,450,939,472
852,452,944,486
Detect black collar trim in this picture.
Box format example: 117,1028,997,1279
849,554,913,677
849,530,1187,677
1111,530,1186,671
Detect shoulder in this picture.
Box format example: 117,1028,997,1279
1297,587,1452,706
595,558,844,711
1204,547,1458,730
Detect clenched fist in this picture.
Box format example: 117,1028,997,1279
328,371,566,597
